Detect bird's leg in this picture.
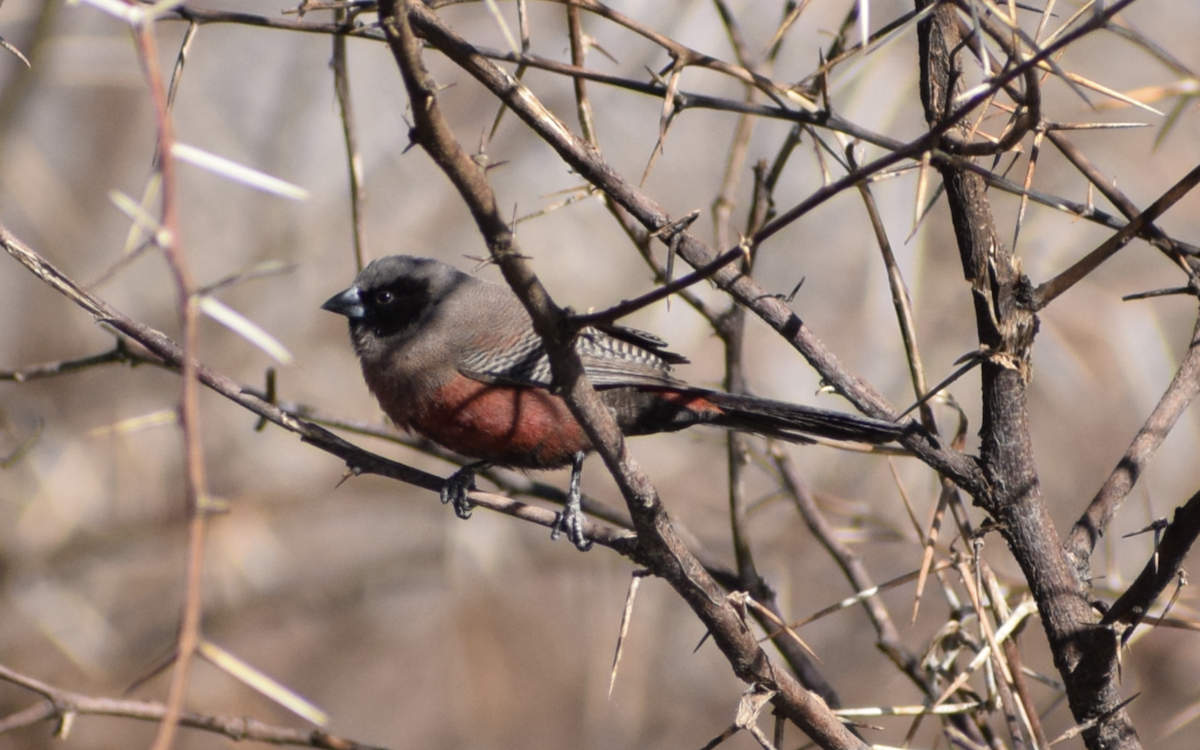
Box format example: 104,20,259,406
552,451,593,551
441,461,489,520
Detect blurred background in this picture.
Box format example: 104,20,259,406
2,0,1200,747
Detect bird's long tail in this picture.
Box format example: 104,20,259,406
698,390,908,444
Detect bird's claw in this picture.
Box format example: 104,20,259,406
440,463,482,519
552,451,593,551
552,506,593,552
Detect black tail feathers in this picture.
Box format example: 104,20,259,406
701,390,909,444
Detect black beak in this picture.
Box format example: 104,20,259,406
321,286,366,319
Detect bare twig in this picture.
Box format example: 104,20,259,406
1101,487,1200,643
128,12,210,750
0,663,384,749
0,341,165,381
1066,312,1200,577
1033,163,1200,309
849,147,935,431
332,4,369,271
569,245,747,328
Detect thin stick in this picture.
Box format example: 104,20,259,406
132,15,210,750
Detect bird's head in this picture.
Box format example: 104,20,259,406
322,255,468,340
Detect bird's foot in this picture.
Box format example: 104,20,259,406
552,452,593,551
552,506,593,552
441,462,487,520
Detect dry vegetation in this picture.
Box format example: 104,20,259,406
2,1,1200,749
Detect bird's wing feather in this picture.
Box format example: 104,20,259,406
458,326,682,389
575,328,684,387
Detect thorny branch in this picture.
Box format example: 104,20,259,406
1101,488,1200,642
379,1,869,746
166,4,1200,257
918,1,1139,747
0,663,385,750
1067,312,1200,579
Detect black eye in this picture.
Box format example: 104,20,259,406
375,290,394,305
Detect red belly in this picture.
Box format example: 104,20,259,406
409,376,591,469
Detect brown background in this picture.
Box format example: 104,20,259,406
2,0,1200,747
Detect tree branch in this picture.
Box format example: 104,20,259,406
0,663,386,750
917,2,1137,747
377,2,872,747
1066,311,1200,578
1101,488,1200,641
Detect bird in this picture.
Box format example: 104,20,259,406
322,255,910,550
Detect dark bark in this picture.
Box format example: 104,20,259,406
1102,489,1200,640
916,3,1139,748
